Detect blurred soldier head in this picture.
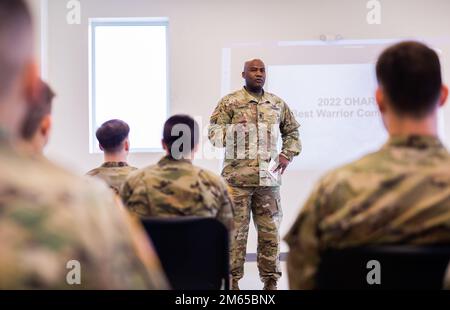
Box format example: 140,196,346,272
162,114,199,160
242,59,266,93
376,41,448,134
96,119,131,160
0,0,39,139
20,80,55,154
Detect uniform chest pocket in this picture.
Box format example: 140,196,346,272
258,108,280,125
231,103,252,124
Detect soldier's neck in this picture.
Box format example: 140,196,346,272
386,112,439,137
165,151,195,161
104,151,128,164
245,86,263,98
0,106,20,142
17,139,44,157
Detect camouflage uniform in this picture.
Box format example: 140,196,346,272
0,130,168,289
120,155,234,234
209,87,301,284
285,135,450,289
86,162,137,195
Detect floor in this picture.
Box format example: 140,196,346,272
238,261,289,290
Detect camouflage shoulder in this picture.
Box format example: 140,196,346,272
317,149,386,190
220,89,247,105
125,164,158,184
123,166,144,184
28,156,116,210
264,91,287,104
85,167,101,176
197,166,228,189
47,160,116,200
37,157,97,188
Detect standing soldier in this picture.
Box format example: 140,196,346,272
209,59,301,290
87,119,138,195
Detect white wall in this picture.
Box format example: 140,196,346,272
27,0,46,78
38,0,450,253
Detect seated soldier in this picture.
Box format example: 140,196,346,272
285,41,450,289
0,0,167,289
121,114,234,234
87,119,137,194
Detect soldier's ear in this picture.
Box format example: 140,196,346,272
439,85,448,108
242,71,245,79
124,138,130,152
40,114,52,137
99,144,104,151
39,115,52,147
376,87,386,114
23,61,40,106
162,140,169,153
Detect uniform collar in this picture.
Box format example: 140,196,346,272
101,161,129,168
242,87,271,104
158,155,192,166
385,135,444,150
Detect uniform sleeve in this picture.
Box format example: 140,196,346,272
215,182,236,270
208,97,232,148
280,101,301,161
216,182,235,244
120,175,152,217
284,182,323,289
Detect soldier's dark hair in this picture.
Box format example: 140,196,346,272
0,0,33,99
376,41,442,118
21,80,55,140
163,114,199,159
96,119,130,153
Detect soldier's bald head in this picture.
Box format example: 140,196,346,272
243,59,265,72
242,59,266,92
0,0,33,100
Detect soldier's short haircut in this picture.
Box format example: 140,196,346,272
21,80,55,140
376,41,442,118
96,119,130,153
0,0,33,100
163,114,199,158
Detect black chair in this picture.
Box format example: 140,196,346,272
141,217,230,290
317,245,450,289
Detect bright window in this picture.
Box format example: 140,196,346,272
89,18,169,152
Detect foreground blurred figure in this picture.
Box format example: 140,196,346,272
285,41,450,289
87,119,137,195
0,0,168,289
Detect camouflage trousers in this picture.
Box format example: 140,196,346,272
228,186,282,283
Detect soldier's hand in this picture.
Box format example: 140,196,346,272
273,155,290,175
